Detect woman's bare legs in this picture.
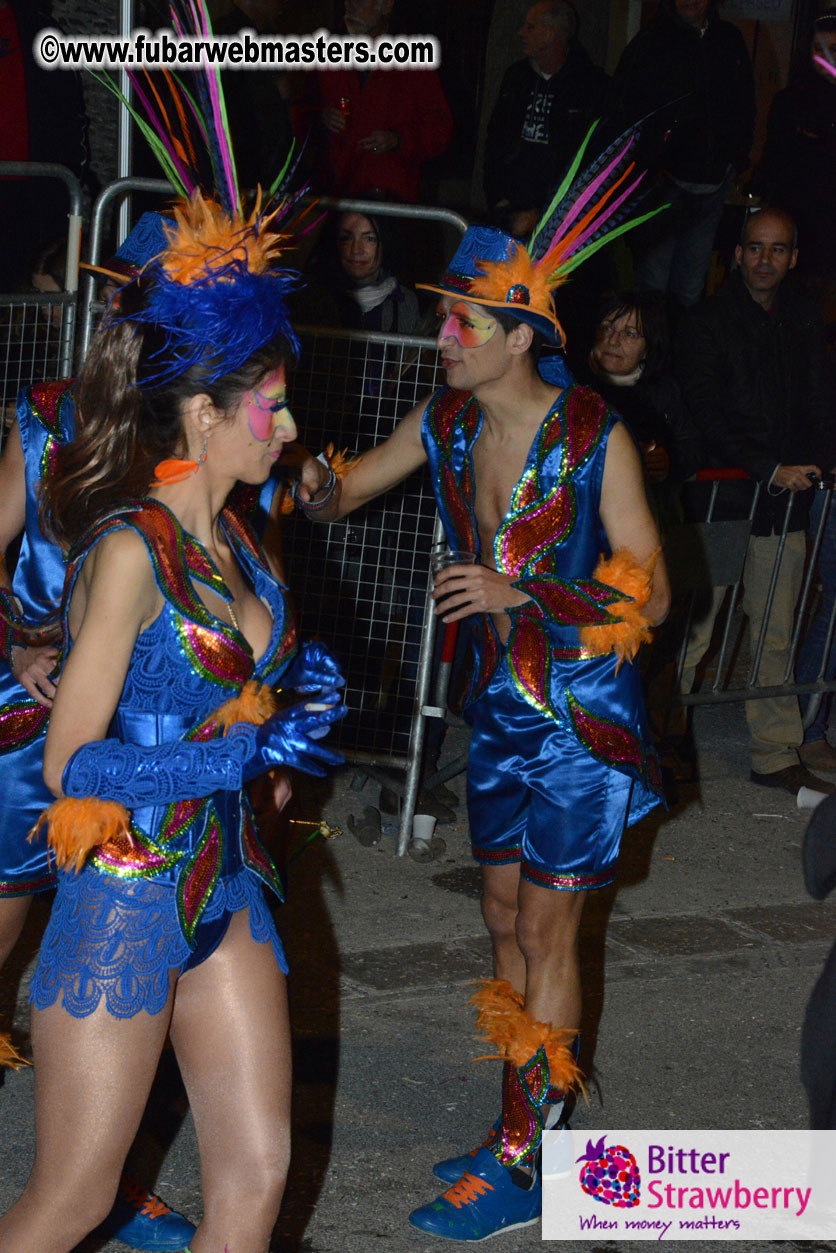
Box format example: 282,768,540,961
170,909,291,1253
0,987,176,1253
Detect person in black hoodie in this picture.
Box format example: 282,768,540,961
610,0,755,308
483,0,607,237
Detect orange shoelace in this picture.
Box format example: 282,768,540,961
119,1179,172,1219
443,1172,495,1210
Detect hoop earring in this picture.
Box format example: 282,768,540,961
153,435,209,486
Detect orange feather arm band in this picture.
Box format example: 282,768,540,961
578,547,659,669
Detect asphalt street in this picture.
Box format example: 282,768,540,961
1,699,835,1252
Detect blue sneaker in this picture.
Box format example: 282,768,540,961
97,1178,196,1251
410,1148,541,1241
433,1121,500,1184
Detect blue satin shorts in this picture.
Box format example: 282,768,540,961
465,658,634,891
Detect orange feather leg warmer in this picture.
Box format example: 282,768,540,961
470,978,583,1096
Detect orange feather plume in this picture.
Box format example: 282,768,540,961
579,548,658,670
468,241,556,318
160,191,288,286
29,798,132,875
470,979,584,1096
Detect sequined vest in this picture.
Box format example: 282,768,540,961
0,380,75,757
421,381,662,797
61,498,298,944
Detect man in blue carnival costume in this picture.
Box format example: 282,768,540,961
294,126,670,1241
0,213,199,1253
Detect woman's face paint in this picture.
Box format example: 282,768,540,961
437,300,499,350
242,366,296,443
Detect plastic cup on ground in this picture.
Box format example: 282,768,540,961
798,785,829,811
412,813,438,841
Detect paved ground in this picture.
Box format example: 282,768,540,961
2,700,836,1251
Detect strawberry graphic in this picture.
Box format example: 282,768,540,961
577,1136,641,1207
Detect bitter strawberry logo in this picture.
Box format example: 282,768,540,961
577,1136,641,1207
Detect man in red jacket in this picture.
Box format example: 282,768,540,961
314,0,453,202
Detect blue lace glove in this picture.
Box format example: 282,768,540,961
62,702,347,805
283,640,345,694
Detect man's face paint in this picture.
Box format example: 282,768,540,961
438,300,499,350
242,366,295,442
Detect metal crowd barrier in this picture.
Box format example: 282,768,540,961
80,179,468,853
668,469,836,719
0,162,82,451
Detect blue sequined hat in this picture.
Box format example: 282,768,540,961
417,225,563,344
418,122,665,350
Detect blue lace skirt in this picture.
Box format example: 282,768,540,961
30,865,288,1018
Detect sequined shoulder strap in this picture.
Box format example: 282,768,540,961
25,379,75,440
558,385,612,481
66,501,250,669
423,386,481,463
221,501,268,571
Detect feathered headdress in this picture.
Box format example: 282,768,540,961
418,122,664,346
93,0,315,383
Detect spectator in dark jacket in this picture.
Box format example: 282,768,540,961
483,0,607,236
610,0,755,308
575,290,700,495
674,208,836,796
756,10,836,328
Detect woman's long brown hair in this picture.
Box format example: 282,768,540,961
41,280,289,549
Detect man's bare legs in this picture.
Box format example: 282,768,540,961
0,908,291,1253
481,863,586,1030
0,895,32,970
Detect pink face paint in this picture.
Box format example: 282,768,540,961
438,300,499,349
243,366,293,442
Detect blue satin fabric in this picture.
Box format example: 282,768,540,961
421,371,662,888
0,386,75,895
30,505,294,1017
466,659,655,890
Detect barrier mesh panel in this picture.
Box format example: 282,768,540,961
281,328,443,763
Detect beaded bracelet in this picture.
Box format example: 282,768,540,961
295,465,338,514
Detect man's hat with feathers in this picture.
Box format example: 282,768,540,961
419,123,663,347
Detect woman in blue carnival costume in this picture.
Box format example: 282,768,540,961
0,217,211,1253
0,14,346,1252
0,205,345,1253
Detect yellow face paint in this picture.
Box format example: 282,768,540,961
438,300,499,349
